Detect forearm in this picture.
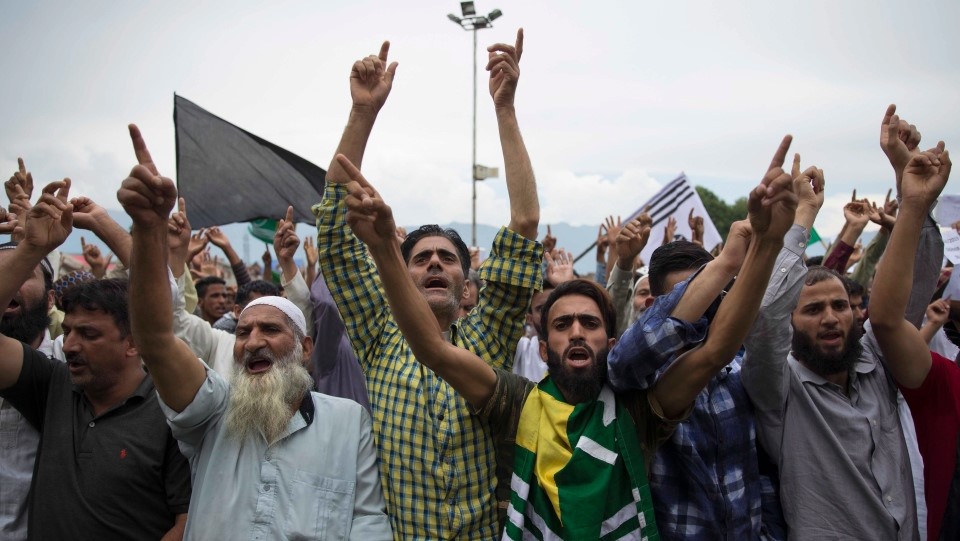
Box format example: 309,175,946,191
655,240,783,418
498,107,539,240
920,321,944,345
89,216,133,266
277,256,299,284
326,108,378,184
849,230,888,287
670,259,736,322
218,243,242,267
160,514,187,541
822,239,854,272
231,260,252,287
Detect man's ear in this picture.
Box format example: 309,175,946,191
607,337,617,349
46,289,55,311
301,334,314,367
233,304,242,318
539,338,548,361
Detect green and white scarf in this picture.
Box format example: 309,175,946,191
503,376,659,540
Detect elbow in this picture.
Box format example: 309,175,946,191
509,213,540,240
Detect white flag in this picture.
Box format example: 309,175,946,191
628,173,723,266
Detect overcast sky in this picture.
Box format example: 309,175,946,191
2,0,958,245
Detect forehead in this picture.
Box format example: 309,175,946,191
634,277,650,293
237,305,293,330
532,289,553,309
63,307,120,332
410,236,460,259
547,294,602,322
798,277,848,305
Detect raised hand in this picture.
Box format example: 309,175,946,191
542,224,557,254
747,135,798,240
350,41,398,113
545,248,575,285
167,198,193,262
882,188,898,217
615,216,651,269
336,154,397,249
716,219,753,274
487,28,523,109
843,200,871,228
303,236,318,267
206,226,231,250
274,206,301,263
23,179,73,253
688,209,705,246
880,104,923,187
81,237,113,278
70,196,110,231
0,206,20,236
5,158,34,208
188,228,208,260
604,215,622,247
926,298,951,328
662,216,677,245
117,125,177,228
901,147,951,206
469,246,481,270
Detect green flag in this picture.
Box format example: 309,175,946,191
809,226,821,244
247,218,277,244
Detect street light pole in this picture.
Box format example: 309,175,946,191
447,2,502,248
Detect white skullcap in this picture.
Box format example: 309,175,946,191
239,296,307,336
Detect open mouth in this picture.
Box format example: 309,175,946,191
423,276,449,291
818,330,843,346
565,346,593,368
246,357,273,374
4,299,20,316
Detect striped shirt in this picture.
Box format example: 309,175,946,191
314,184,542,540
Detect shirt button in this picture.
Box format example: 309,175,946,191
886,495,893,502
88,421,95,428
438,414,445,421
872,420,877,427
798,242,805,248
780,268,787,273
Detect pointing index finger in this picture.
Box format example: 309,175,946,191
18,157,26,177
379,41,390,64
515,28,524,60
128,124,160,176
768,135,793,171
285,205,294,223
335,154,372,189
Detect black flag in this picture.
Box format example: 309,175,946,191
174,94,326,228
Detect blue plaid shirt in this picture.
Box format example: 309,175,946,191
608,272,786,541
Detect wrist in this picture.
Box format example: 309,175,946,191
615,256,635,271
349,105,380,122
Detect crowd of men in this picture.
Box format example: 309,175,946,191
1,28,958,541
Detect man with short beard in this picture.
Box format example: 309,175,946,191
741,107,936,540
120,124,391,540
0,243,54,541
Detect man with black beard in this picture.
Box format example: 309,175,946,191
0,243,53,541
335,139,797,538
120,124,391,540
741,107,937,540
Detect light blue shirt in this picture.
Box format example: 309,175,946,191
161,368,391,540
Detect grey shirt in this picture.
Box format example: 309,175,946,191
741,224,926,541
161,368,391,540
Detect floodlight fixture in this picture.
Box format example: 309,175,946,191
460,1,476,16
488,9,502,21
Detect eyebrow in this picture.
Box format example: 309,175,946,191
413,247,459,260
551,314,603,325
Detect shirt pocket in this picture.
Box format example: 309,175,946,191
0,403,21,449
287,468,356,540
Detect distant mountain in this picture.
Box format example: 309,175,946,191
51,211,837,276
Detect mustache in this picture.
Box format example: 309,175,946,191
563,339,595,358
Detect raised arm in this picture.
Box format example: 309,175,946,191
488,29,539,240
870,142,951,389
314,42,398,365
337,154,497,408
652,136,802,418
119,124,206,412
0,179,72,390
71,195,132,268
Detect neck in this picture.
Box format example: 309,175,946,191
432,307,458,331
84,368,146,417
28,330,45,350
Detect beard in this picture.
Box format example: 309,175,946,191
792,323,863,377
417,270,464,323
1,295,49,346
629,306,647,326
545,343,609,404
226,342,314,444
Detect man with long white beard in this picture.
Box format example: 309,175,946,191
119,124,391,540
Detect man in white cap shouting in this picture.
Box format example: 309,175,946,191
118,124,391,540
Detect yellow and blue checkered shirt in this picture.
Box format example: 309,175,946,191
314,184,542,540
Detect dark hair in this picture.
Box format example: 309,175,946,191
60,278,130,337
400,225,471,276
648,240,713,296
804,266,849,294
195,276,226,299
539,279,617,341
805,255,824,267
842,276,864,298
236,280,281,307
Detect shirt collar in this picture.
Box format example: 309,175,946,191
298,391,315,426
